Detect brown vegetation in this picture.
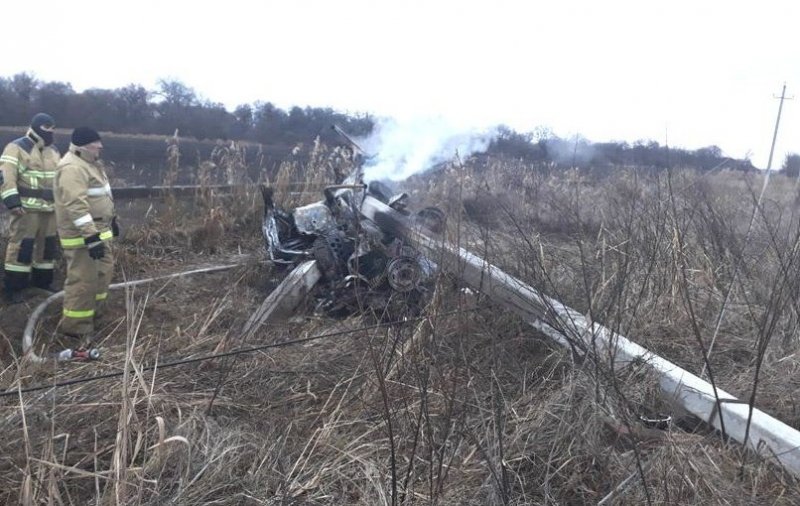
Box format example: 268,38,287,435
2,144,800,504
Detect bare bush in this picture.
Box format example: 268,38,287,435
3,152,800,504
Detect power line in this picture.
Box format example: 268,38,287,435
1,307,479,399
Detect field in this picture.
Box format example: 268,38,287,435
0,127,292,186
2,139,800,505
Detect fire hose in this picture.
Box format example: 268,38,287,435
22,261,249,363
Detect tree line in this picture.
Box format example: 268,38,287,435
3,72,786,173
485,127,759,172
0,73,372,146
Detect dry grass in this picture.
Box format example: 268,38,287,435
2,146,800,505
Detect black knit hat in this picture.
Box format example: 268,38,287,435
31,113,55,129
71,127,102,147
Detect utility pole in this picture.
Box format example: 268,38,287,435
766,83,788,176
764,83,788,180
701,84,790,380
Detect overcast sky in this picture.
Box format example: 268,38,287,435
4,0,799,169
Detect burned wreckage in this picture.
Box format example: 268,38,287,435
261,174,445,317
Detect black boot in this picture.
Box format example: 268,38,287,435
3,286,24,304
3,271,29,304
31,268,56,293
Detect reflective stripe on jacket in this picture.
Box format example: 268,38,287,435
0,129,60,211
54,144,116,248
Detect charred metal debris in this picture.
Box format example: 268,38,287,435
261,128,445,318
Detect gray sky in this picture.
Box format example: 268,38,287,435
5,0,799,168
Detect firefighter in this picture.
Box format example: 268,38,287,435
0,113,60,302
53,127,118,338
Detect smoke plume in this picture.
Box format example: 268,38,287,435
358,117,499,181
545,135,596,166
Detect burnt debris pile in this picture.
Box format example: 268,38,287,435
262,177,445,319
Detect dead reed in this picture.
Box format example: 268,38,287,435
2,147,800,505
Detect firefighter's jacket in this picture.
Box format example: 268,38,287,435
0,129,60,211
54,144,116,249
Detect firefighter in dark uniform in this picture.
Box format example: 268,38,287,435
53,127,117,338
0,113,60,302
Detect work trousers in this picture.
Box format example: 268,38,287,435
60,242,113,336
4,210,57,292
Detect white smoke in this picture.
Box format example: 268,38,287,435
358,117,499,182
545,135,596,166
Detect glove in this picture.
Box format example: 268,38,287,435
111,216,120,237
85,233,106,260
